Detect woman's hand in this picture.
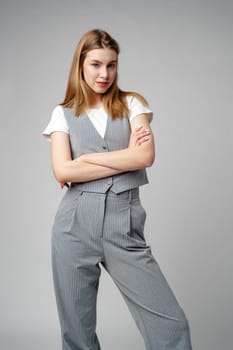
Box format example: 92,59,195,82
128,125,151,147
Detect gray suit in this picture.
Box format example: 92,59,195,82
52,108,193,349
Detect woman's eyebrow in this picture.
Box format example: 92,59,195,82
90,59,117,64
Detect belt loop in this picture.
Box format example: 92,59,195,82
128,189,132,203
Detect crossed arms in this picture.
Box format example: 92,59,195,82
50,114,155,185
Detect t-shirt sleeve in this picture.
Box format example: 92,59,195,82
126,95,153,123
42,105,69,141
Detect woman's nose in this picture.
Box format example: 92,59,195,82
100,66,108,78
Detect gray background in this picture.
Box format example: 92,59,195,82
1,0,232,349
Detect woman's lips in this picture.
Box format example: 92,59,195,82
96,82,109,87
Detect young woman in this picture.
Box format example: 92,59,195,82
43,29,193,350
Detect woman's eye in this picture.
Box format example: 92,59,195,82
108,63,116,69
92,64,99,68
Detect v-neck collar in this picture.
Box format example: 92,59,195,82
85,110,110,141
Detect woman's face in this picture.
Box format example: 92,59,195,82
82,47,117,98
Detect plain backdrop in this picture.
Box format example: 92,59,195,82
1,0,233,349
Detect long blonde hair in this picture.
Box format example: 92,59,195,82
60,29,148,119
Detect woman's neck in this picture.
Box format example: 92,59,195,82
89,94,103,109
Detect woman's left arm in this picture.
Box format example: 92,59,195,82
79,114,155,171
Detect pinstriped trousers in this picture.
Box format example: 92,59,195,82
52,187,193,350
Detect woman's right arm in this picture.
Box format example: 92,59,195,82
50,132,124,183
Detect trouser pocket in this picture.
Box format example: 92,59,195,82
128,198,147,243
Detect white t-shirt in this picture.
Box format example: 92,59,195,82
43,95,153,139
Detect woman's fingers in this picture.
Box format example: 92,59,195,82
135,125,150,137
134,126,151,145
128,125,151,147
136,130,150,139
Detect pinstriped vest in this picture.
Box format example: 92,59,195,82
63,108,149,194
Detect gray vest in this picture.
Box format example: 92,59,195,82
63,108,149,194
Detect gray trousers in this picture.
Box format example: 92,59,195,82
52,187,193,350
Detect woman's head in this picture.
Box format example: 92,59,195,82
62,29,120,111
82,47,117,100
61,29,147,118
